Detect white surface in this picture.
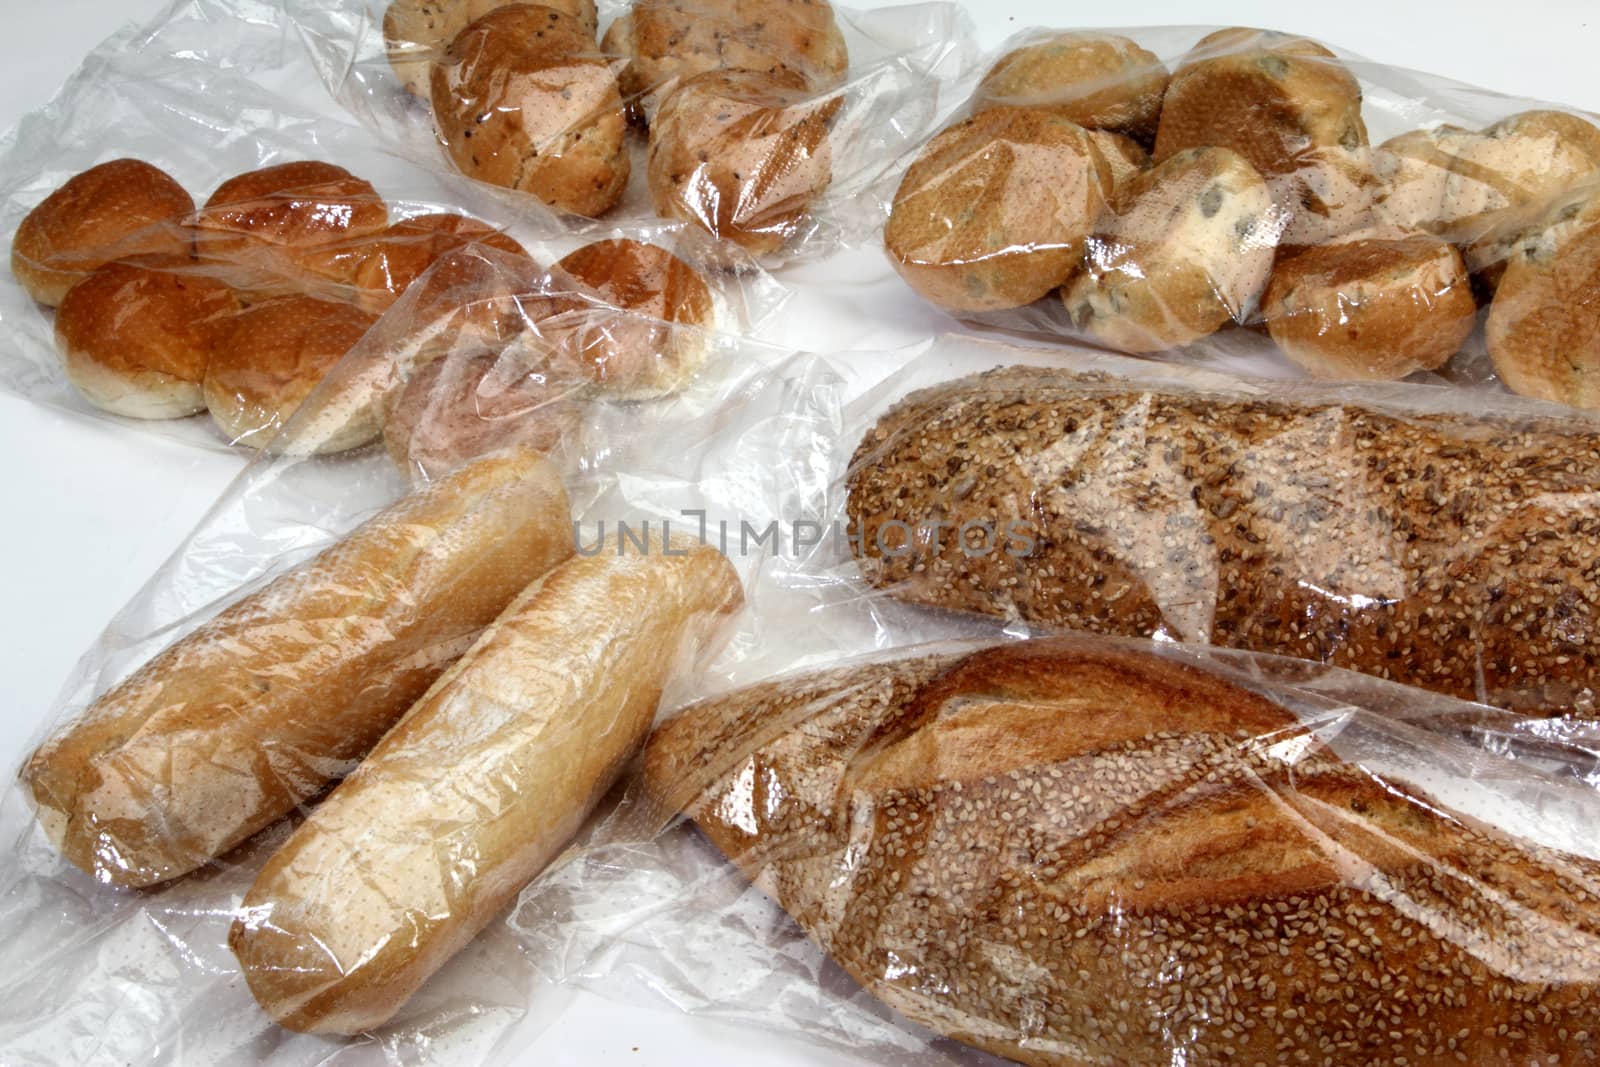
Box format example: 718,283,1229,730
0,1,1597,1064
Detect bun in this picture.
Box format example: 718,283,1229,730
1063,146,1276,353
12,159,194,307
54,258,242,419
231,537,743,1035
1443,110,1600,236
1265,235,1477,380
22,450,575,888
845,365,1600,717
1084,129,1150,192
885,106,1111,313
351,213,533,315
647,68,840,255
204,294,379,450
383,0,598,98
1373,125,1479,236
1487,210,1600,409
644,638,1600,1067
431,4,629,218
973,31,1168,145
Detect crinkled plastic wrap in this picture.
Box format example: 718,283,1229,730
0,0,786,446
290,0,979,258
881,24,1600,411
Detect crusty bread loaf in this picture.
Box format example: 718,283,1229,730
1487,210,1600,409
846,365,1600,717
22,450,574,888
12,159,195,307
383,0,597,98
972,31,1169,146
643,638,1600,1067
231,537,744,1034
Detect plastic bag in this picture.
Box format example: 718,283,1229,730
880,25,1600,410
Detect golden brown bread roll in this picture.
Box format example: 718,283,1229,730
846,365,1600,717
22,450,575,888
204,294,379,451
350,213,533,315
1487,211,1600,409
647,68,841,256
971,31,1169,146
1264,235,1478,380
11,159,195,307
383,0,598,98
1176,26,1340,68
885,106,1111,313
644,638,1600,1067
431,4,629,218
1063,146,1277,354
1084,129,1150,192
54,257,242,419
606,0,848,124
231,537,744,1035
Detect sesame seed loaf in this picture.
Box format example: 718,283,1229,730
845,366,1600,718
643,638,1600,1067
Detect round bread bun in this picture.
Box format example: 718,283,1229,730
1085,130,1151,194
192,161,390,296
383,0,598,99
1372,125,1482,237
54,257,242,419
972,32,1169,146
1177,27,1339,69
12,159,195,307
540,238,715,397
1264,236,1477,381
1063,147,1278,354
885,105,1111,314
1487,213,1600,409
647,68,841,256
1466,182,1600,298
431,4,629,218
1443,110,1600,237
1154,36,1374,247
205,295,380,450
382,349,587,479
351,213,533,315
606,0,848,125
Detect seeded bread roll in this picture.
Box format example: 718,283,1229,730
12,159,195,307
606,0,848,124
885,106,1111,314
383,0,598,98
644,638,1600,1067
1084,130,1150,193
54,258,242,419
647,68,840,256
431,4,629,218
231,537,744,1035
205,295,379,451
1487,212,1600,410
1265,236,1477,380
846,365,1600,717
23,450,574,888
972,31,1169,146
351,213,533,315
1063,147,1277,354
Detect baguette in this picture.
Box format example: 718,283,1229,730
643,638,1600,1067
230,537,743,1034
23,449,574,888
846,366,1600,718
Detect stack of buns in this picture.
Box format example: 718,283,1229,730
884,26,1600,406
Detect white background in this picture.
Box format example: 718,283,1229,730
0,1,1596,1064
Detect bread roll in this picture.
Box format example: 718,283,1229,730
644,638,1600,1067
1265,235,1477,380
351,213,532,315
647,68,840,256
1176,26,1341,68
846,365,1600,717
230,537,743,1034
1084,130,1150,192
54,257,242,419
1443,110,1600,237
204,295,379,451
23,450,574,888
431,4,629,218
606,0,848,124
383,0,598,98
885,106,1111,313
1487,211,1600,409
12,159,194,307
1063,146,1277,353
972,31,1168,146
1372,125,1480,236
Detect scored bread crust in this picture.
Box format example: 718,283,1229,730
231,539,744,1035
1487,214,1600,410
644,638,1600,1067
845,365,1600,717
973,31,1170,146
22,450,575,888
383,0,598,98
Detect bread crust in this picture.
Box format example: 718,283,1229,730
1083,130,1149,193
973,32,1169,146
846,366,1600,717
350,213,531,315
22,450,574,888
646,638,1600,1067
1488,213,1600,409
383,0,598,98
